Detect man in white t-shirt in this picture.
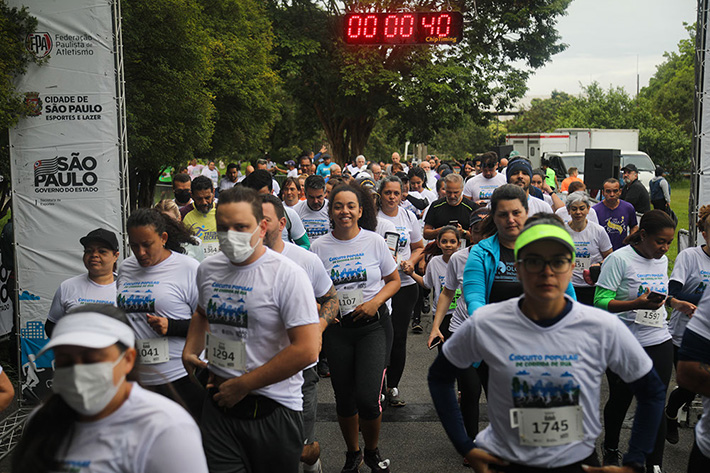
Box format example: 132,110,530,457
295,175,330,242
201,161,220,189
183,186,320,473
218,163,240,192
463,152,506,203
261,194,338,472
506,158,554,217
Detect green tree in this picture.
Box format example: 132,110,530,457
506,90,574,133
429,114,498,160
0,2,42,182
640,23,694,136
269,0,571,164
123,0,215,208
202,0,280,161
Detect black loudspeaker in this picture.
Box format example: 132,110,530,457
583,149,620,190
493,145,514,160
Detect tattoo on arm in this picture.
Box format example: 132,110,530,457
317,286,339,327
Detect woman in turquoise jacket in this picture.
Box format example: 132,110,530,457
463,185,576,317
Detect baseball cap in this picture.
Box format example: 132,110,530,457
469,207,489,228
38,311,135,356
285,160,296,167
80,228,119,252
514,224,576,262
621,163,638,173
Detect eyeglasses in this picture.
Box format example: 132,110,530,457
517,257,573,274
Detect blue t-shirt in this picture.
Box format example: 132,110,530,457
316,162,334,177
592,200,638,251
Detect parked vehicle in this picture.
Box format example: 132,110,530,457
549,151,655,191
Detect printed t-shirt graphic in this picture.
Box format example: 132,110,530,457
295,199,330,241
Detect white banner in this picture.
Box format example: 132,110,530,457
700,7,710,226
8,0,125,400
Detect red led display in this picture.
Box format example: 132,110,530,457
344,12,463,45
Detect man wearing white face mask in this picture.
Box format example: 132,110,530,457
183,186,321,473
13,305,208,473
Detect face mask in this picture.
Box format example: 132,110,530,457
174,189,191,204
218,227,260,263
53,352,126,416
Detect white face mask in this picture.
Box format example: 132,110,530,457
218,227,260,263
53,352,126,416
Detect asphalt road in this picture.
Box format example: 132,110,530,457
313,316,699,473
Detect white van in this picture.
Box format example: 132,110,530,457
553,150,655,191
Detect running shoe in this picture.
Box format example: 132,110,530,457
422,298,431,314
386,387,406,407
364,447,391,472
341,450,363,473
411,319,423,333
303,458,323,473
665,414,679,444
602,447,620,466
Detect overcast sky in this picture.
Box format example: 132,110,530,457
518,0,696,105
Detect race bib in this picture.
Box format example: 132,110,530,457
137,338,170,365
510,406,584,446
635,309,665,328
203,241,220,257
206,332,247,371
574,257,590,270
338,289,363,315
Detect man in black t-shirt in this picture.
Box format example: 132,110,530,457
423,173,478,240
620,163,650,215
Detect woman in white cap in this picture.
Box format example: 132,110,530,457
45,228,120,337
12,305,208,473
429,213,666,473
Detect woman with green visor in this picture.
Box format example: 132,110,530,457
429,214,665,473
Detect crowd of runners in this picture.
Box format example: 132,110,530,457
8,151,710,473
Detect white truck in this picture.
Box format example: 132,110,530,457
554,128,639,152
504,133,570,168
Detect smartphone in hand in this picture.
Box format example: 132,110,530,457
428,337,443,350
647,291,666,303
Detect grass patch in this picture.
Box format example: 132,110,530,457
667,178,691,272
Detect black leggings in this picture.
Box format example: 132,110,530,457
324,318,387,420
688,441,710,473
441,314,488,439
603,339,673,468
667,344,697,417
387,283,418,389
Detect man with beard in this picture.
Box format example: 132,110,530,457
183,176,219,257
260,194,339,473
620,163,651,215
295,175,330,242
505,158,553,216
219,163,240,192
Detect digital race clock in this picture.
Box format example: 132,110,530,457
344,12,464,45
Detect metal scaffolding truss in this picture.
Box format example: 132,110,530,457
692,0,709,245
0,407,33,461
113,0,130,254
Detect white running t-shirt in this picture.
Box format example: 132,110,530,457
116,252,199,385
47,274,116,323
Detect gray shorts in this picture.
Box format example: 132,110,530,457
201,395,304,473
301,366,319,445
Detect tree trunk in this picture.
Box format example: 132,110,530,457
130,166,160,209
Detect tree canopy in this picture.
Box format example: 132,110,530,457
268,0,572,164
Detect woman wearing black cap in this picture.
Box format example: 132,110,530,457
45,228,119,337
